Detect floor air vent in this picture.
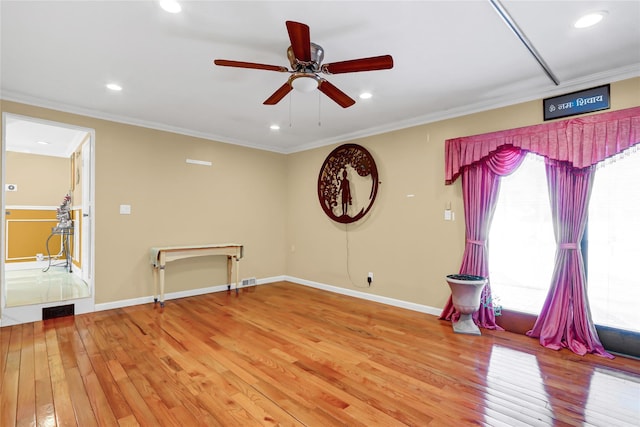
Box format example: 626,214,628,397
241,277,257,287
43,304,75,320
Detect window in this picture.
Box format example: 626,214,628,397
587,149,640,332
489,150,640,333
489,154,555,315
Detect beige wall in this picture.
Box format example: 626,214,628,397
5,151,70,206
1,101,288,304
286,77,640,309
1,77,639,309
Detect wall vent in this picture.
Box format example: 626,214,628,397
241,277,257,287
43,304,75,320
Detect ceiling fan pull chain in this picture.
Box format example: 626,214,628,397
318,92,322,127
289,93,293,128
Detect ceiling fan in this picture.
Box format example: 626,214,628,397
214,21,394,108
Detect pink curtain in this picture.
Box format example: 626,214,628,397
440,146,526,328
443,107,640,357
526,161,613,358
445,106,640,184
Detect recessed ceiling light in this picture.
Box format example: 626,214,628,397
160,0,182,14
574,11,607,28
36,141,50,145
106,83,122,91
359,92,373,100
270,124,280,131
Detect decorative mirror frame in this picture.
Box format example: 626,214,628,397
317,143,379,223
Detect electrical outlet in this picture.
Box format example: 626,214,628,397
368,272,374,283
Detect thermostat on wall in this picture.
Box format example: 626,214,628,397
5,184,17,192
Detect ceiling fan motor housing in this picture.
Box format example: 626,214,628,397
287,42,324,73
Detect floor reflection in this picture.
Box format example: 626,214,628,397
485,345,556,425
485,344,640,426
5,268,89,307
585,367,640,425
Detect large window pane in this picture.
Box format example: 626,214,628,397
587,149,640,333
489,154,555,314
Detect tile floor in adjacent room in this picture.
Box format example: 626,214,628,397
4,267,89,307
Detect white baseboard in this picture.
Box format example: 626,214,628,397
284,276,442,317
94,274,441,317
94,275,284,312
3,274,441,326
5,261,50,271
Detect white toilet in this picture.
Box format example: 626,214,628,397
446,274,487,335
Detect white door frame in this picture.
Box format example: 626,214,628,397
0,113,96,326
81,138,92,284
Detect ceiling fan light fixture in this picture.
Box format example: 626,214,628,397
574,11,607,28
291,75,319,93
359,92,373,100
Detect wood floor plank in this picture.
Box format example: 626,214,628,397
3,281,640,426
0,326,11,396
65,366,99,427
33,322,57,427
16,324,36,427
76,317,135,422
1,325,22,427
45,324,77,426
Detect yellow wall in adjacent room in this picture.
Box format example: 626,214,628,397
5,151,69,206
1,77,638,310
4,152,71,264
4,209,58,262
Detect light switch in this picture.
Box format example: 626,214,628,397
444,209,453,221
119,204,131,215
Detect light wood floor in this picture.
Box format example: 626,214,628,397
1,281,639,426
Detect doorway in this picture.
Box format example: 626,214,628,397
1,113,95,326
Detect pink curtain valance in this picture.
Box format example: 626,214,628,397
445,106,640,184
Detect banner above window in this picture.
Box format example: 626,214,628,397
543,84,610,121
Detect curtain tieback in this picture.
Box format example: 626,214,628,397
559,242,579,250
467,240,485,246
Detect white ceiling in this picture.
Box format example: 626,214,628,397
2,0,639,156
4,115,89,158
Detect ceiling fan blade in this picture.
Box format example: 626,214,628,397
214,59,288,72
318,79,356,108
263,82,293,105
286,21,311,62
321,55,394,74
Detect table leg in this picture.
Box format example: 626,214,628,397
152,266,159,305
226,256,232,291
67,234,72,273
235,257,240,294
159,266,166,307
159,252,166,307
